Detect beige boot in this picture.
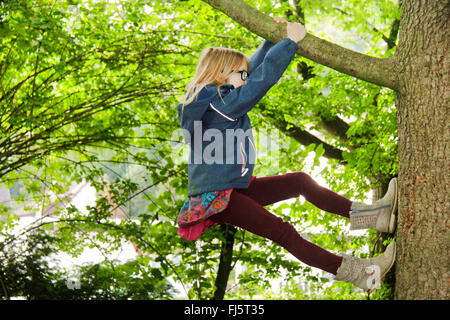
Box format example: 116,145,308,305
334,242,396,292
350,178,398,233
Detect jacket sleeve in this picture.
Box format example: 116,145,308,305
249,40,275,73
210,38,298,121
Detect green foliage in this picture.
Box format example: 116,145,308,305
0,0,399,300
0,227,176,299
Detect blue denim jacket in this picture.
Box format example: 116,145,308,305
176,38,298,196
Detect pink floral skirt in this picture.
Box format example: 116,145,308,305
177,176,256,241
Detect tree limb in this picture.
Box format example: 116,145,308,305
202,0,399,90
387,16,400,51
258,104,345,162
212,224,236,300
317,112,350,143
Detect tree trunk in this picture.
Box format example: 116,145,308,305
212,224,236,300
393,0,449,300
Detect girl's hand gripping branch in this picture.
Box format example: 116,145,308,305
274,16,307,43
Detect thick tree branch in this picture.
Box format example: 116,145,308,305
202,0,399,90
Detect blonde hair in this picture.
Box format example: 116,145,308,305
182,47,249,107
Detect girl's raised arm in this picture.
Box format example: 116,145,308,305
249,40,275,74
209,18,306,120
210,38,298,120
249,17,306,73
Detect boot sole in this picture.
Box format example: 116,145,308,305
368,242,396,294
387,178,398,233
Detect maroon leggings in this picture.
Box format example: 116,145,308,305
209,172,352,275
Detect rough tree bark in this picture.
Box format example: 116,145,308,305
202,0,449,299
393,0,449,300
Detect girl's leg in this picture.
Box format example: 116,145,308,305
239,172,351,218
210,189,343,275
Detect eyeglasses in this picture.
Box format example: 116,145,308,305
233,70,250,81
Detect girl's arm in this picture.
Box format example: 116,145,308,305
249,40,275,74
248,17,295,73
210,19,306,120
210,37,299,120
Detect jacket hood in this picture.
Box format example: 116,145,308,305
176,85,234,142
